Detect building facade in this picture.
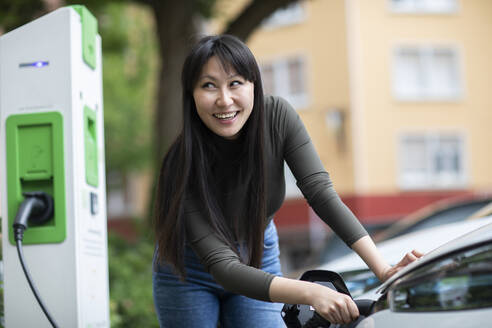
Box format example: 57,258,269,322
93,0,492,268
241,0,492,235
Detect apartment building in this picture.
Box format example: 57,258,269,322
241,0,492,240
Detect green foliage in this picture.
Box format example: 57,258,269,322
0,0,44,31
99,3,156,173
195,0,219,18
108,225,158,327
66,0,126,16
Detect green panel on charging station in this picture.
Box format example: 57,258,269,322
84,106,98,187
71,5,97,70
6,112,66,245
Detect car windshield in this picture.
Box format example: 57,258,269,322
389,242,492,312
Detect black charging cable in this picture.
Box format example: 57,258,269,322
13,192,59,328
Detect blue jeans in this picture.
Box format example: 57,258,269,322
153,221,286,328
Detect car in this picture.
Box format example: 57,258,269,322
354,219,492,327
373,194,492,242
318,195,492,266
318,222,392,265
319,215,492,298
287,218,492,327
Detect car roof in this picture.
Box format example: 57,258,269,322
318,215,492,274
378,218,492,293
373,196,492,242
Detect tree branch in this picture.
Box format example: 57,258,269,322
222,0,300,41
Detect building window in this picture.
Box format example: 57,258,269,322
393,46,462,101
262,2,305,29
390,0,458,13
399,133,466,189
261,56,309,109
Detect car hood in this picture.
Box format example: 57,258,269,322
377,220,492,293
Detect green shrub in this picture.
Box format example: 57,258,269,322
108,227,158,327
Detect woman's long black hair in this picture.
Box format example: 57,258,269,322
153,34,266,278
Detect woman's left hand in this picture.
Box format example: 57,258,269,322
380,250,424,282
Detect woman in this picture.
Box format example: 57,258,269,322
153,34,421,328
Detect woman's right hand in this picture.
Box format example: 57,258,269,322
270,276,359,324
308,284,359,324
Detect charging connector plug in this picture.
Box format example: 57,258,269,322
13,191,54,242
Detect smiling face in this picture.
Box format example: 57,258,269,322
193,56,254,140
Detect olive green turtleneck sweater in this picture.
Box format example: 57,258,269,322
184,95,368,302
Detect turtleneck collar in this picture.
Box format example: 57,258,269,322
209,131,246,159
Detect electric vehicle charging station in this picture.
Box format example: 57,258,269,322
0,6,110,327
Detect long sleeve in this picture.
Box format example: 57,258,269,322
184,199,275,301
274,96,368,246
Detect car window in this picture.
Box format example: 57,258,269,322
388,242,492,312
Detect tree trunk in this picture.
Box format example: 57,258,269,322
145,0,200,223
152,0,199,163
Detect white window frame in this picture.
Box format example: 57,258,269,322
262,2,306,29
392,44,463,102
389,0,459,14
260,55,309,110
398,132,467,190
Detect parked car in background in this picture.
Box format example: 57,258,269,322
318,194,492,265
373,193,492,242
319,214,492,298
318,222,392,265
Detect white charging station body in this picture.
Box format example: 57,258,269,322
0,7,110,327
